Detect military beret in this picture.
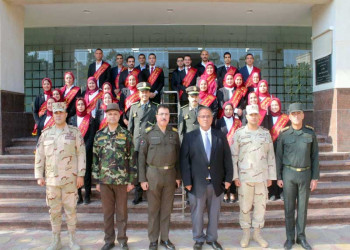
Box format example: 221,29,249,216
137,82,151,91
106,103,120,112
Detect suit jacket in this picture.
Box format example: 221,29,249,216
172,68,197,102
216,87,246,111
88,61,111,88
119,88,140,123
68,115,96,152
139,67,165,104
95,109,106,129
37,113,49,140
180,128,233,198
195,62,217,76
33,94,46,125
118,69,143,91
217,65,238,89
239,65,261,83
64,87,82,120
215,117,229,135
135,64,148,72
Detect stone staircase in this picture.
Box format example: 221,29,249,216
1,136,350,231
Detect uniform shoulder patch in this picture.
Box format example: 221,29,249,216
181,104,189,109
305,125,314,130
281,126,290,133
172,127,178,132
145,126,153,133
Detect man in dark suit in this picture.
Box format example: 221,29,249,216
88,48,111,88
180,106,233,250
195,50,217,76
170,56,185,103
135,53,148,72
109,54,127,96
239,53,261,84
118,56,141,91
139,53,164,104
217,52,238,89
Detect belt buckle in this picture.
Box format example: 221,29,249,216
164,166,169,170
296,168,302,172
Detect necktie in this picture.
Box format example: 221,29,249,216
142,104,146,111
151,67,154,74
205,132,211,162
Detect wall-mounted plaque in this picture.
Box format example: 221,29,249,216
316,54,332,85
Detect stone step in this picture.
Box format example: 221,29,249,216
11,137,37,147
317,135,327,143
0,194,348,214
0,155,34,164
5,146,36,155
1,207,349,230
1,181,350,199
320,170,350,182
318,143,333,152
1,159,349,175
319,152,350,161
320,160,350,171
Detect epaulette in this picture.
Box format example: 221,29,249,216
152,102,158,106
181,104,189,109
145,126,153,133
131,102,139,106
281,126,290,133
172,127,178,132
42,126,52,133
305,125,314,130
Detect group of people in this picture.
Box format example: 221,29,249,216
33,49,319,250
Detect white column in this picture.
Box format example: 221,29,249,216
0,0,24,93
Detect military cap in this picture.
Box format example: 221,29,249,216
106,103,120,112
186,86,199,96
246,104,259,115
137,82,151,91
52,102,66,113
288,103,304,113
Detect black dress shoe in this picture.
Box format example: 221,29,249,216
206,241,223,250
149,241,158,250
284,239,295,250
83,196,91,205
160,240,175,249
101,242,115,250
120,242,129,250
297,238,312,250
132,198,142,205
193,241,203,250
77,197,83,205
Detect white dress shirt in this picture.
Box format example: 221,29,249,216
247,65,253,75
224,116,234,132
272,116,278,125
77,116,84,127
64,85,74,97
95,61,102,87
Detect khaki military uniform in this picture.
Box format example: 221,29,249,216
92,125,137,245
232,126,276,229
138,124,181,242
35,125,86,233
178,104,204,141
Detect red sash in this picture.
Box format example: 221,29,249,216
94,62,110,80
206,74,216,92
229,87,247,108
114,66,127,90
179,68,197,98
245,67,261,87
258,97,272,126
62,86,80,106
99,117,108,130
86,91,103,114
148,68,163,86
227,118,242,146
226,66,237,76
32,101,48,136
270,114,289,142
124,92,140,112
78,115,91,138
200,94,216,107
43,117,55,131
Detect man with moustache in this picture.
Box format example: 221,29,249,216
195,50,217,76
138,104,181,250
181,106,233,250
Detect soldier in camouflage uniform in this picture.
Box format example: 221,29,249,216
92,103,137,250
128,82,157,205
178,86,204,141
138,104,181,250
232,104,276,248
35,102,86,250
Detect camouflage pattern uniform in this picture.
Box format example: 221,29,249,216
232,125,277,229
35,124,86,233
92,125,137,245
